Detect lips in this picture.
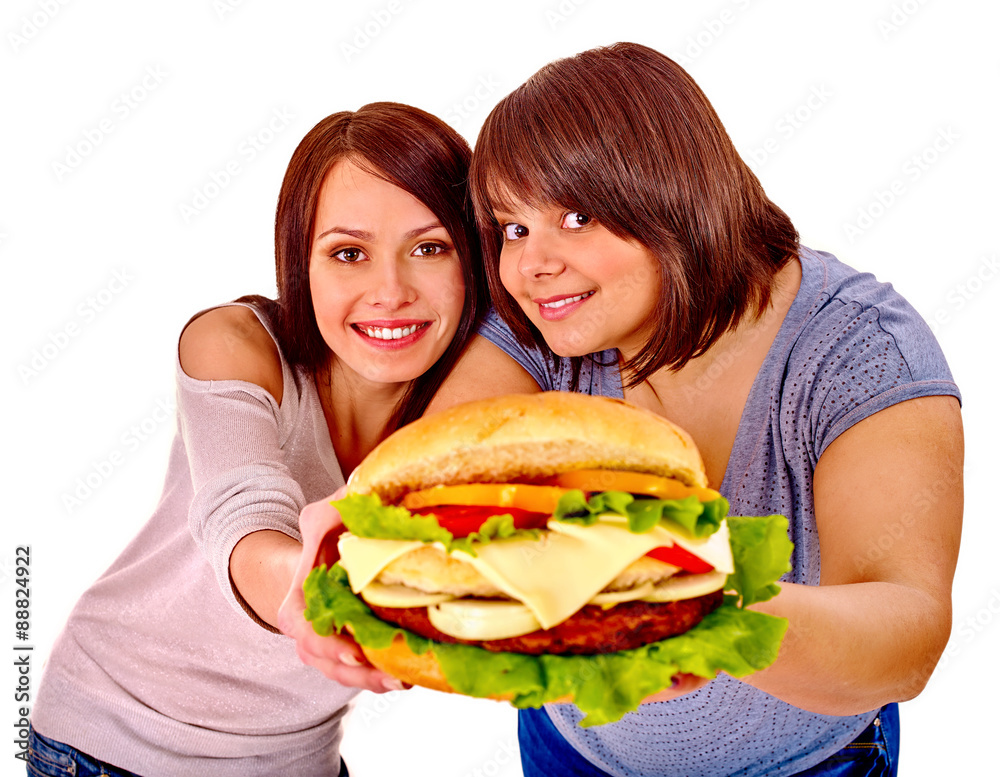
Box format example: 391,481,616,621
535,291,595,321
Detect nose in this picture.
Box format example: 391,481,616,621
368,258,416,309
512,228,566,280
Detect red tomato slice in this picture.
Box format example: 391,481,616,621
646,544,715,574
411,504,550,538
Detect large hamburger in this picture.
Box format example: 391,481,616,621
304,393,791,725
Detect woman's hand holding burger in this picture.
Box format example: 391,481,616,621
278,486,409,693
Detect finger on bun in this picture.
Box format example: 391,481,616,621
304,392,792,726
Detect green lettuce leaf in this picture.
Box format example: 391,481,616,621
552,489,728,538
726,515,793,608
331,493,539,557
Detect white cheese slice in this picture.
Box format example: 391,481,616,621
428,599,542,640
642,570,728,602
582,515,734,576
359,582,456,608
667,519,734,575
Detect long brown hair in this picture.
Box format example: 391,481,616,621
470,42,798,387
244,102,485,431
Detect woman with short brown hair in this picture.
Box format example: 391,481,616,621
468,42,962,776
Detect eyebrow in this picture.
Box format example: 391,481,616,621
314,222,445,242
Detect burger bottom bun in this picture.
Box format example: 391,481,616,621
351,631,576,704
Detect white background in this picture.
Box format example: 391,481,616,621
3,1,998,775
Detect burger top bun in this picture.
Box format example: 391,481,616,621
347,392,707,503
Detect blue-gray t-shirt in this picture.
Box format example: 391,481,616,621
478,247,961,777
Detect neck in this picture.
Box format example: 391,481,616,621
639,260,801,393
316,358,410,477
623,259,802,486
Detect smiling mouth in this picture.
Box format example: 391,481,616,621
539,291,595,309
355,323,429,341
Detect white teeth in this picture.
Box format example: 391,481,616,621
361,324,423,340
541,291,594,309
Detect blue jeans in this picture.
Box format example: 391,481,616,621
25,727,142,777
518,703,899,776
25,726,351,777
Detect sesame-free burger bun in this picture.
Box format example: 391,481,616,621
347,392,708,503
350,629,573,703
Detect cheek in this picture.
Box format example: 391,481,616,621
424,265,466,325
309,267,350,330
498,252,520,295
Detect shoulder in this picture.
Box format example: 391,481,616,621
426,335,541,415
178,305,284,404
779,253,959,458
477,310,562,390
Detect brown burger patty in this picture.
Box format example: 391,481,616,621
367,589,724,655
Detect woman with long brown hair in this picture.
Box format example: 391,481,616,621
461,42,961,776
26,102,534,776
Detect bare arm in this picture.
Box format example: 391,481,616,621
744,395,963,714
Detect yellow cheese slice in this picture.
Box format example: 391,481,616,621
336,516,734,630
456,520,668,628
337,535,424,593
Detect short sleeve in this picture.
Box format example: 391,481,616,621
478,310,559,391
784,292,961,465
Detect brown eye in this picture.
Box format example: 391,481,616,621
562,212,591,229
414,243,446,257
503,223,529,240
332,247,365,263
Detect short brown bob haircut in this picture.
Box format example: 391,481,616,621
243,102,485,430
470,42,799,386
